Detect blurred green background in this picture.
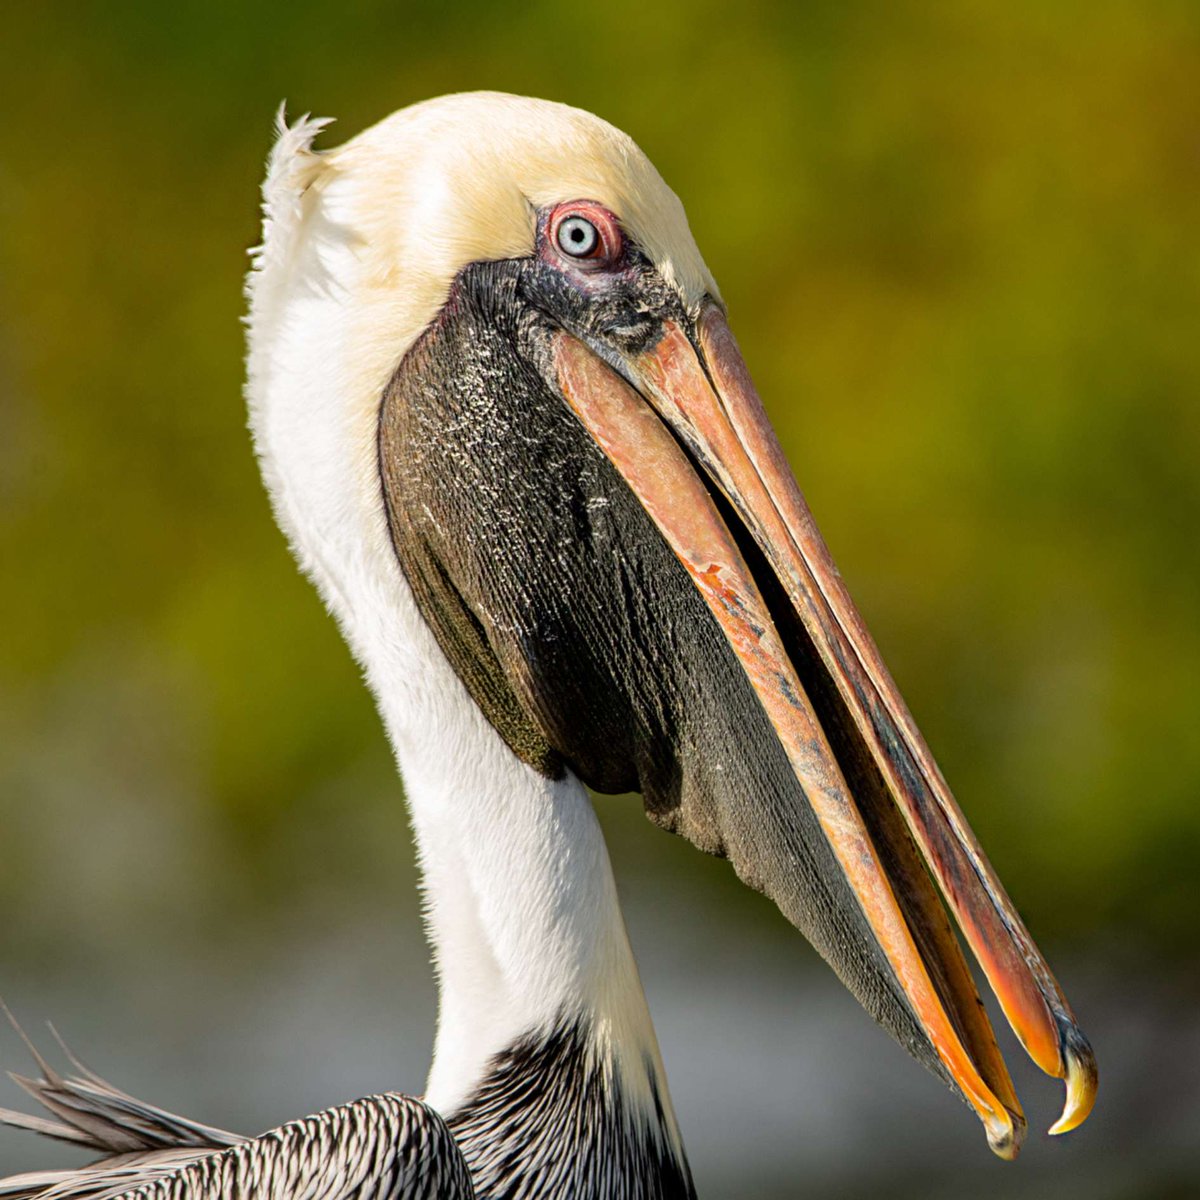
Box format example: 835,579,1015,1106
1,2,1197,1198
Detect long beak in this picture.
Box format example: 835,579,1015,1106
553,302,1096,1158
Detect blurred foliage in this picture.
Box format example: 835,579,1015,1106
0,0,1197,978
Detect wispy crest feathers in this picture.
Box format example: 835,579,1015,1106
248,104,334,281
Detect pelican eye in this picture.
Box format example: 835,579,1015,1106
556,215,600,258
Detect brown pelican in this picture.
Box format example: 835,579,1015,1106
0,93,1096,1199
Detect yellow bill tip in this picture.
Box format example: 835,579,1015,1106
1047,1037,1099,1136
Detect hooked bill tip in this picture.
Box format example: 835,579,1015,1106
1047,1035,1098,1136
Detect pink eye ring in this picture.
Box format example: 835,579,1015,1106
547,202,623,267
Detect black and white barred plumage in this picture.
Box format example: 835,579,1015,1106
0,1033,471,1200
112,1095,470,1200
449,1022,693,1200
0,1018,692,1200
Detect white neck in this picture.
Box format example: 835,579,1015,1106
373,642,670,1120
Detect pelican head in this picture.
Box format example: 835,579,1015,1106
245,92,1095,1177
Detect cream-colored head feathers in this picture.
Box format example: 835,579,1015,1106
250,94,717,408
331,92,717,308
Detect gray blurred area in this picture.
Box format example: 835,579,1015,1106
2,3,1198,1197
